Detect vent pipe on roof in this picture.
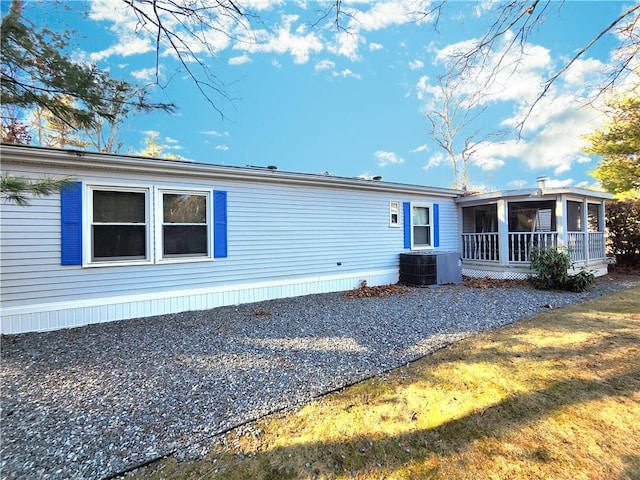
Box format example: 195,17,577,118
536,176,547,189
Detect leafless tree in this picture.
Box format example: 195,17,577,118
423,72,505,190
438,1,640,130
327,1,640,130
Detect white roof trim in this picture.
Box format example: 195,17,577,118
1,144,463,198
455,187,613,203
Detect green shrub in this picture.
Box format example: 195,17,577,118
606,200,640,266
529,247,594,292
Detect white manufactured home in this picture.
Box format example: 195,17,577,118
0,145,612,334
1,144,463,334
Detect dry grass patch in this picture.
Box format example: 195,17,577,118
132,288,640,480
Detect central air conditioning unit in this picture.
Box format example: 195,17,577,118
399,252,462,287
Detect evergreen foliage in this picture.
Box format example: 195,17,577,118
529,247,594,293
1,175,72,206
606,200,640,266
1,0,173,147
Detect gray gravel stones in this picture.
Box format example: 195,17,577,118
1,276,639,480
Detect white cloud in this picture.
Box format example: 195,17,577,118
332,68,361,80
131,67,157,81
562,58,606,90
328,30,362,61
164,136,179,144
430,31,553,108
375,150,405,167
420,28,617,186
350,1,432,31
239,15,323,64
215,145,230,151
409,59,424,70
410,144,428,153
90,36,155,61
241,0,285,10
415,75,432,100
326,1,435,61
472,156,505,171
508,179,528,189
229,54,251,65
202,130,230,137
90,0,235,62
423,152,445,170
369,42,384,51
545,178,575,188
314,59,335,72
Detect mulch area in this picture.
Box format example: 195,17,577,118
342,265,640,298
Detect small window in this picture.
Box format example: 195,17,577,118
91,188,149,262
390,201,400,227
161,191,209,258
413,205,432,247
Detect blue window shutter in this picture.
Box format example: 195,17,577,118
433,203,440,247
213,190,228,258
61,182,82,265
403,202,411,249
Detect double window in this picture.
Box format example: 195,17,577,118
87,186,211,265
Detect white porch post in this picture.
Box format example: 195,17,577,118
556,195,566,250
497,198,509,266
582,198,590,264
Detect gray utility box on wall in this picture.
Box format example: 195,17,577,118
399,252,462,287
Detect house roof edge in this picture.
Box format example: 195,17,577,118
1,143,463,198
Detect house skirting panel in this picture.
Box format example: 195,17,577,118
462,262,608,280
1,269,399,335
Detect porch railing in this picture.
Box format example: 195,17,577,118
588,232,606,260
567,231,606,262
566,232,585,262
508,232,559,263
461,231,607,265
461,233,499,262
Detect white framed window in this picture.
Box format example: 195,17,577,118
87,186,151,265
390,201,400,227
158,189,211,261
412,203,433,248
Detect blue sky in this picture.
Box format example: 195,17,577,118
9,1,639,191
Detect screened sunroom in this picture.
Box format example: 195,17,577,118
455,179,612,279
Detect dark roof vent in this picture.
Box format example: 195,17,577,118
372,175,382,181
267,165,278,170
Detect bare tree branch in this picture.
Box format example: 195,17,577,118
447,1,640,133
122,0,255,118
423,72,507,189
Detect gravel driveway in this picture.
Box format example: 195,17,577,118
2,276,639,480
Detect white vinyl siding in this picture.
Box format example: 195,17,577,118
1,154,461,333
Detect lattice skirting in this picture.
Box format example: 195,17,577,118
462,268,530,280
463,263,608,280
